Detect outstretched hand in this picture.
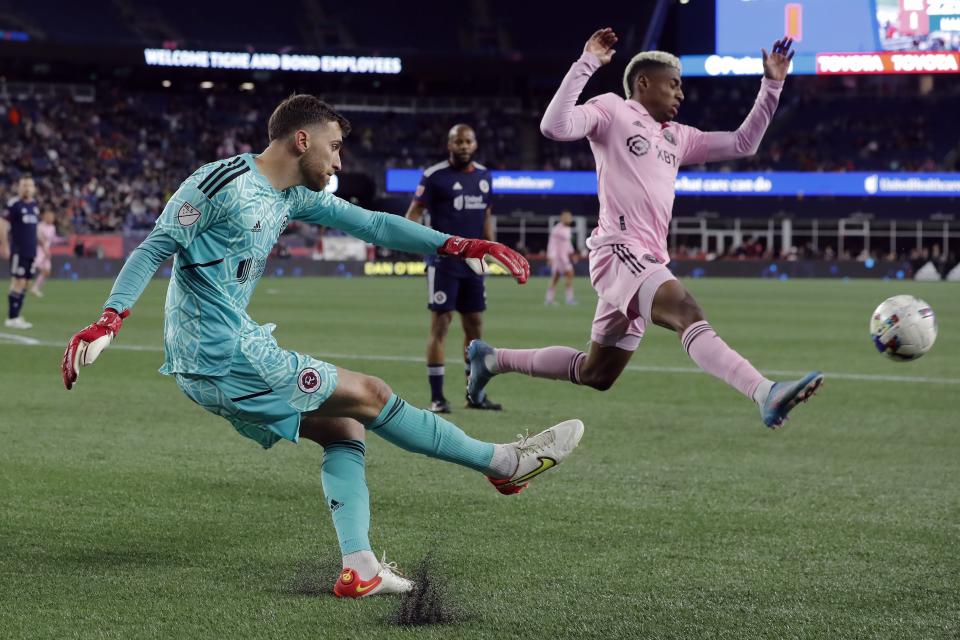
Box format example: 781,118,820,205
438,237,530,284
61,308,129,390
762,38,795,81
584,27,618,65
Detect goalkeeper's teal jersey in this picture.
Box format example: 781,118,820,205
105,153,450,376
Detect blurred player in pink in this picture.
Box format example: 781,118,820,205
545,210,577,305
469,28,822,429
31,210,57,297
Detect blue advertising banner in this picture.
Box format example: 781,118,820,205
386,170,960,198
679,54,817,76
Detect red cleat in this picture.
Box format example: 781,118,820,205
487,476,529,495
332,560,413,598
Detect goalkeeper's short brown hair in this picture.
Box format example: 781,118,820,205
268,94,351,141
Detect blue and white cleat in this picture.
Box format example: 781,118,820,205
760,371,824,429
466,339,497,405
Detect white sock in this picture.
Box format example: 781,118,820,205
484,351,499,374
343,550,380,581
488,444,518,479
752,380,775,407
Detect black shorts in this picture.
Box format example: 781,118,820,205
9,253,36,280
427,264,486,313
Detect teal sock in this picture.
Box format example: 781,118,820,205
368,394,495,473
320,440,371,555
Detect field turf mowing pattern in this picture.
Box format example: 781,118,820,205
1,277,958,639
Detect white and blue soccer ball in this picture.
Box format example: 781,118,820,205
870,295,937,362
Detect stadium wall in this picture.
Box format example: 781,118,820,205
21,256,940,281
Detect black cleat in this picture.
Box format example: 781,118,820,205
465,393,502,411
429,398,452,414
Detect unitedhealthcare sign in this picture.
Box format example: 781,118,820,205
386,170,960,198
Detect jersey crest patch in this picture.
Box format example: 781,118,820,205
298,368,322,393
626,134,651,157
479,179,490,193
177,202,202,226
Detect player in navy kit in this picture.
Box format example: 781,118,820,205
1,175,40,329
405,124,501,413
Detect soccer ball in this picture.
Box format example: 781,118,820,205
869,295,937,361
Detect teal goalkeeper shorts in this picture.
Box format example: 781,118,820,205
174,324,338,449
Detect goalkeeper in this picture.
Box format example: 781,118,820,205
60,95,584,599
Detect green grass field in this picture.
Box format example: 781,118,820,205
2,277,958,639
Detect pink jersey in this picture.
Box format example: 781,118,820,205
547,222,574,262
36,222,56,258
540,52,783,263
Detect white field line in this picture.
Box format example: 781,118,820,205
2,333,958,385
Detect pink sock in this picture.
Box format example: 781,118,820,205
495,346,585,384
545,286,556,303
34,274,46,291
681,321,768,399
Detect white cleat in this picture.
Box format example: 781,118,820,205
488,419,585,495
333,555,415,598
4,316,33,329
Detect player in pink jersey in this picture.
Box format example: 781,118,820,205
545,210,577,305
468,28,822,429
31,210,57,297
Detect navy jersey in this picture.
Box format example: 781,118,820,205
414,161,492,237
5,199,40,256
415,161,492,275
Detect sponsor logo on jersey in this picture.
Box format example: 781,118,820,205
479,179,490,193
626,134,650,157
657,148,679,168
452,181,463,190
454,194,487,211
298,367,322,393
177,202,202,226
642,253,662,264
251,220,262,232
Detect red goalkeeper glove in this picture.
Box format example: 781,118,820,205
61,308,130,390
438,237,530,284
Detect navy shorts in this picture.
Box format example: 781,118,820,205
9,253,36,280
427,264,486,313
